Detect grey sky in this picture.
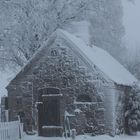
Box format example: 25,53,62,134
123,0,140,49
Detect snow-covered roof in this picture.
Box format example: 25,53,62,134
59,29,138,86
8,29,138,87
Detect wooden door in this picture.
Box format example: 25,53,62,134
43,97,60,126
37,88,62,136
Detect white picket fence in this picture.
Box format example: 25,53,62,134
0,121,24,140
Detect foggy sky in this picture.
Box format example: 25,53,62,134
123,0,140,49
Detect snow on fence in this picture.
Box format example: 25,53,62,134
0,121,24,140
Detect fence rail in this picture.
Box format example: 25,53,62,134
0,121,24,140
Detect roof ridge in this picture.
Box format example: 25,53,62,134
58,29,138,86
7,29,138,87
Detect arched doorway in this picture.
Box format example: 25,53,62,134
76,94,92,102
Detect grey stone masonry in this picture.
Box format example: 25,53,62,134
7,34,126,135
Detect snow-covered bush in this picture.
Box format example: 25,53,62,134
125,83,140,135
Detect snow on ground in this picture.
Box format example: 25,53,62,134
23,135,63,140
23,134,140,140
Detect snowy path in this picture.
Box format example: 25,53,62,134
23,135,64,140
23,134,140,140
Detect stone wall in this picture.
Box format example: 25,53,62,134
7,36,115,134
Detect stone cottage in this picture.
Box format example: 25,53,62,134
6,29,138,137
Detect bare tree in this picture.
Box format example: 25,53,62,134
0,0,125,69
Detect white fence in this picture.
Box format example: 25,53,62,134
0,121,24,140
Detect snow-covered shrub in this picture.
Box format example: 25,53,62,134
125,83,140,135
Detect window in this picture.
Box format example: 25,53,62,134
76,94,92,102
38,87,60,95
46,88,60,94
34,34,39,41
51,49,58,56
62,77,69,86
